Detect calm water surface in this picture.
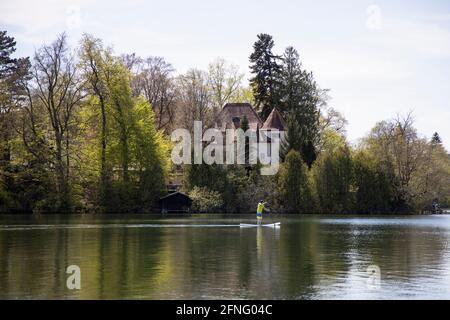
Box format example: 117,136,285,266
1,214,450,299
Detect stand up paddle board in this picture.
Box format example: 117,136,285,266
240,222,281,228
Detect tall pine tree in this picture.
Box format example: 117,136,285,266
0,31,30,163
431,132,442,145
249,33,282,120
280,46,320,168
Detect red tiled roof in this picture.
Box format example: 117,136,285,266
262,108,285,130
215,103,262,131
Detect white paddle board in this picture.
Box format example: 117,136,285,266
240,222,281,228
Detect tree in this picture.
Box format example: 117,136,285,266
22,34,85,211
317,103,348,152
0,32,50,212
185,161,226,193
79,34,112,209
1,31,29,211
0,31,30,163
129,96,170,210
431,132,442,145
238,174,281,213
207,57,243,114
364,114,429,211
280,46,302,116
249,33,282,120
233,86,256,105
190,186,223,213
0,31,17,72
79,50,170,212
221,165,249,213
410,132,450,211
177,69,212,132
279,46,320,168
131,56,178,132
108,59,134,186
312,145,353,213
102,56,168,211
278,150,312,213
352,150,393,213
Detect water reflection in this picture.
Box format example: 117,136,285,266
0,215,450,299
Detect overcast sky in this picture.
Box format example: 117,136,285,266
1,0,449,149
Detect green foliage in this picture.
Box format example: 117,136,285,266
249,33,283,120
1,31,450,216
189,186,223,213
0,30,46,213
79,65,169,212
281,114,317,168
185,162,227,193
221,165,250,213
77,37,170,213
0,179,12,212
411,141,450,210
363,115,433,212
319,127,348,154
431,132,442,144
312,145,353,213
279,46,321,168
20,33,84,212
253,44,322,169
233,86,256,105
352,150,393,213
131,96,170,209
0,162,58,213
239,174,281,213
207,57,244,111
278,150,312,213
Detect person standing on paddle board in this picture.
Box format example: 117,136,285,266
256,201,269,225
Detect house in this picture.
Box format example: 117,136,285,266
213,103,285,163
214,102,285,134
159,191,193,214
160,103,284,213
214,102,263,131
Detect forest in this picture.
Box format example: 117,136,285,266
1,30,449,214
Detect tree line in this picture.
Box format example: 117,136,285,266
1,30,449,214
185,34,450,214
0,30,256,213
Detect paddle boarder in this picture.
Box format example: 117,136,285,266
256,200,269,225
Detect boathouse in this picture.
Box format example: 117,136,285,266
159,191,192,214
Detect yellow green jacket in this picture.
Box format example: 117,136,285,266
257,202,265,214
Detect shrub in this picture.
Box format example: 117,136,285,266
189,186,223,213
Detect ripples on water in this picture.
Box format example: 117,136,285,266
0,214,450,299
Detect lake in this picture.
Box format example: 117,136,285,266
1,214,450,299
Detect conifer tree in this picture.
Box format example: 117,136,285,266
249,33,282,120
278,150,312,213
431,132,442,145
280,46,320,168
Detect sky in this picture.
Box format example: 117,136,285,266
1,0,449,149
